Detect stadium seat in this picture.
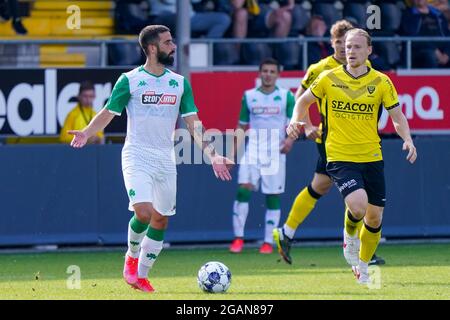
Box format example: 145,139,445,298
241,43,273,66
291,4,311,34
214,43,241,66
312,2,343,27
373,40,401,69
343,2,368,28
108,41,143,66
273,42,301,70
380,3,402,33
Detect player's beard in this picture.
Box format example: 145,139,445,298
157,47,175,66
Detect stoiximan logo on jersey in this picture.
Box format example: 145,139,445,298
141,91,177,105
252,106,280,115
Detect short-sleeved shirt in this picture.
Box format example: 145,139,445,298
239,86,295,162
310,65,399,163
105,66,198,171
300,55,372,144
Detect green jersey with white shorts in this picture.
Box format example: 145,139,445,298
238,86,295,193
105,66,198,215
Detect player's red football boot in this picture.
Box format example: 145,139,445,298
229,238,244,253
123,255,138,286
259,242,273,254
134,278,155,293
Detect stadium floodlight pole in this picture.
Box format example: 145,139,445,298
176,0,191,81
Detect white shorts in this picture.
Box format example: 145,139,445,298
122,168,177,216
237,155,286,194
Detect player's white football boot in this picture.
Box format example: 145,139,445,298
343,229,360,266
352,260,370,285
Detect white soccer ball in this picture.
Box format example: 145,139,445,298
197,261,232,293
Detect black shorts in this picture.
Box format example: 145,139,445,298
326,161,386,207
315,142,329,176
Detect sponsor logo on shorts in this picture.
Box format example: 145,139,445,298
338,179,357,192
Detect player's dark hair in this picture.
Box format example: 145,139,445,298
78,81,95,95
259,58,281,72
139,25,171,55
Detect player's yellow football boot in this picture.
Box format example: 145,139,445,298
273,228,293,264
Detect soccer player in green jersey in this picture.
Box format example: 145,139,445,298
287,28,417,284
229,58,296,254
69,25,233,293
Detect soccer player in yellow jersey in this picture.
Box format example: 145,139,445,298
287,28,417,284
273,20,383,266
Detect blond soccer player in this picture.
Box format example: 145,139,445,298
287,29,417,284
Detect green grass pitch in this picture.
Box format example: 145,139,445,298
0,243,449,300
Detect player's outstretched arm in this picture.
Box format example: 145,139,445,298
287,89,316,140
388,107,417,164
184,114,234,181
68,108,115,148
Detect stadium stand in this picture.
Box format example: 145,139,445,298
0,0,115,67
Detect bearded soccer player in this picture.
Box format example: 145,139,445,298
287,28,417,284
69,25,233,293
274,20,384,266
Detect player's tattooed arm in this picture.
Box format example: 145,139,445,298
184,114,216,158
184,114,234,181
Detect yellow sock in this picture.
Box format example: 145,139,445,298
286,186,319,230
360,223,381,263
344,208,363,237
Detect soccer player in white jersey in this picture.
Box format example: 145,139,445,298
69,25,233,293
229,58,296,254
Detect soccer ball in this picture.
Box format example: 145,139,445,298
197,261,231,293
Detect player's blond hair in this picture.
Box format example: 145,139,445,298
330,20,354,40
345,28,372,47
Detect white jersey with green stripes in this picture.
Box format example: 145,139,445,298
105,66,198,172
239,86,295,163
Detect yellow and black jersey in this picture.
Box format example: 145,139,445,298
301,55,371,144
301,56,343,91
310,65,399,163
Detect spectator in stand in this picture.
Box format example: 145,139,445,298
430,0,450,28
149,0,231,38
305,15,332,65
0,0,27,34
401,0,450,68
60,81,104,145
247,0,294,37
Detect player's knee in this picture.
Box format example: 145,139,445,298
311,181,333,196
365,210,383,228
365,216,382,229
134,206,152,224
347,204,366,219
151,214,168,230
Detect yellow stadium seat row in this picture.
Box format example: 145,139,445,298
0,18,113,36
33,1,114,11
31,10,112,18
0,1,116,67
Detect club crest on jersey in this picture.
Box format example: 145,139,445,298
141,91,177,105
367,85,376,94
